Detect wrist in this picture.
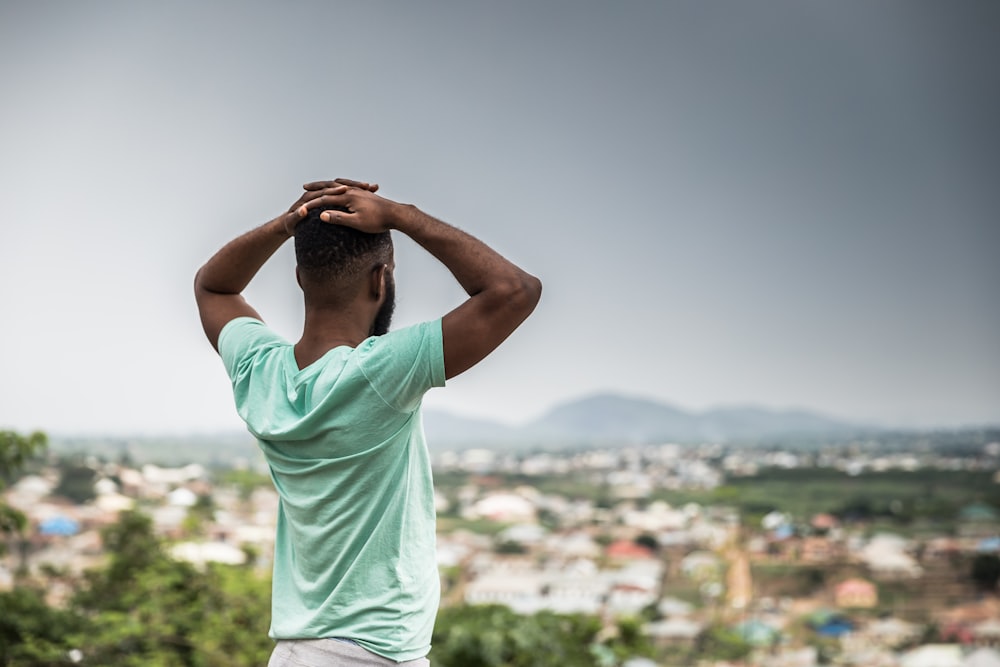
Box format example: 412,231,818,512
271,214,296,240
388,202,424,233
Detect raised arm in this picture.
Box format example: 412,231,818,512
302,181,542,379
395,204,542,379
194,215,289,351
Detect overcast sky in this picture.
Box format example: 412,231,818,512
1,2,998,436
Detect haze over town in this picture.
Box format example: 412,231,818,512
1,2,998,436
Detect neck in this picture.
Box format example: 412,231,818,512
294,305,373,369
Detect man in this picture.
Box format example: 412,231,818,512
194,178,541,666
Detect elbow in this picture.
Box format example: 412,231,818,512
523,273,543,311
194,266,232,297
499,272,542,318
193,266,213,297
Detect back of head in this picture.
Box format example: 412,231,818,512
295,208,392,297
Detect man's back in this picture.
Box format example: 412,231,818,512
220,316,445,661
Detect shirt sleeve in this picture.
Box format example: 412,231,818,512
218,317,287,385
357,319,446,413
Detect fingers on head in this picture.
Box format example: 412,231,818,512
333,177,377,190
298,191,352,218
303,180,338,191
308,178,379,193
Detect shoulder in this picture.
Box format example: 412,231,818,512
218,317,288,377
355,320,445,412
219,316,283,349
359,319,443,356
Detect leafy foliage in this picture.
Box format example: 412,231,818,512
0,586,85,666
0,430,47,556
430,604,654,667
0,431,47,480
431,605,604,667
53,464,98,505
696,624,753,662
970,554,1000,592
69,510,273,667
0,509,273,666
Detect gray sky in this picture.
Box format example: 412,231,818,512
1,2,998,435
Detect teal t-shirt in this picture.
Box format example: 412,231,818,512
218,317,446,662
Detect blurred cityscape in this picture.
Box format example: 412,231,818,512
3,421,1000,666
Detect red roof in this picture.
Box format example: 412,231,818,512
606,540,656,559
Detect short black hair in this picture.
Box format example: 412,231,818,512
294,208,392,284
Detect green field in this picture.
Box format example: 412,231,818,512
436,467,1000,533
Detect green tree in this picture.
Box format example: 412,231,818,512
431,604,603,667
606,616,655,664
0,586,86,666
971,554,1000,592
494,540,527,555
53,463,97,505
634,533,659,553
189,565,272,666
71,510,273,666
0,502,274,667
77,510,162,607
217,468,271,502
0,430,47,557
0,431,47,480
697,624,753,662
181,494,215,538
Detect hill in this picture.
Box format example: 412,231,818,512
424,392,866,448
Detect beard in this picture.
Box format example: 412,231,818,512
370,275,396,337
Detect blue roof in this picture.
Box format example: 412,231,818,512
39,515,80,536
815,620,854,637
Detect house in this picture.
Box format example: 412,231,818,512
605,540,656,561
497,523,547,548
464,570,545,613
622,501,688,532
964,648,1000,667
863,616,921,649
644,617,703,647
800,536,838,563
607,562,661,616
973,619,1000,647
835,577,877,609
657,596,694,617
680,550,722,582
170,540,247,567
467,492,536,523
898,644,963,667
810,513,839,533
860,534,922,579
546,531,601,558
542,568,609,615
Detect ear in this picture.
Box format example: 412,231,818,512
370,264,388,301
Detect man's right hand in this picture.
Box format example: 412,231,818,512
284,179,383,236
296,180,408,235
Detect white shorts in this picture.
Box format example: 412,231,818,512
267,638,430,667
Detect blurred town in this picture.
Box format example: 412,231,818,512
3,430,1000,667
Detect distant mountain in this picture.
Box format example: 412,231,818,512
424,392,867,448
521,394,701,442
698,406,861,441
